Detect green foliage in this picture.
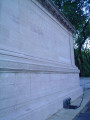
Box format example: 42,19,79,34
52,0,90,76
75,49,90,77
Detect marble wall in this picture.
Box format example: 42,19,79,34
0,0,82,120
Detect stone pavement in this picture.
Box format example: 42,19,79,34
80,77,90,89
47,86,90,120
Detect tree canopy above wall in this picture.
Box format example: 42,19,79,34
52,0,90,76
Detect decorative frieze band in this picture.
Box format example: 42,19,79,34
36,0,76,34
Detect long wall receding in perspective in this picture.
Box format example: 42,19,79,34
0,0,83,120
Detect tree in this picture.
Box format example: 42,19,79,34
52,0,90,76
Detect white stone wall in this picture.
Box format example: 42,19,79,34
0,0,72,64
0,72,82,120
0,0,82,120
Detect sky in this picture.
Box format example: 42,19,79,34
83,38,90,50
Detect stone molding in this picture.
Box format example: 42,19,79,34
0,48,79,73
0,48,72,66
34,0,76,34
0,60,79,73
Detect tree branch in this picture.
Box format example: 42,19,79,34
57,0,61,9
77,0,86,11
78,19,89,53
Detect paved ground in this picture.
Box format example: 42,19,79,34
73,100,90,120
80,77,90,89
47,77,90,120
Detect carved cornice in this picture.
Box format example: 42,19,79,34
37,0,76,34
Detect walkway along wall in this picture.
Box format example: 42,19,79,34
0,0,83,120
